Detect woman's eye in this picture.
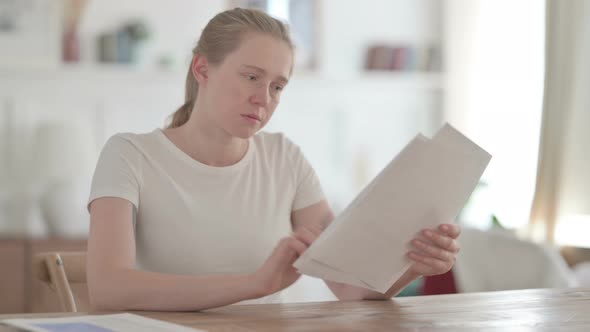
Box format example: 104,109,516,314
273,85,284,91
246,74,257,81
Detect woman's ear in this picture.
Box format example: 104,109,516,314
191,54,209,84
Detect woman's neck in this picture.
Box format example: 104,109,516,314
164,111,248,167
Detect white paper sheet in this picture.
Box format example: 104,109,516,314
294,123,492,293
2,313,205,332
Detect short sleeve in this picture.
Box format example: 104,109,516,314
288,140,326,211
87,134,142,212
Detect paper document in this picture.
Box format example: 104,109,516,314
2,313,205,332
293,123,491,293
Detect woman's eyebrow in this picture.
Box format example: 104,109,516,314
241,64,289,84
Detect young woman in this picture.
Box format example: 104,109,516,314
87,8,461,311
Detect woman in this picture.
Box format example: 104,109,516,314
87,8,460,311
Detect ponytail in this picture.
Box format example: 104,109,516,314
168,65,198,128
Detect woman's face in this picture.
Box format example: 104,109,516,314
203,32,293,139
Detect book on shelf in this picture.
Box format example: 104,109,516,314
364,44,442,72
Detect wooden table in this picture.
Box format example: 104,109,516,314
1,288,589,331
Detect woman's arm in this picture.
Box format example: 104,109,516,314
88,197,305,311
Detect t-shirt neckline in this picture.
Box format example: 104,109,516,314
153,128,253,173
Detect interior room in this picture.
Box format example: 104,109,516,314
0,0,589,329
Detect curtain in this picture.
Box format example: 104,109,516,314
443,0,544,229
529,0,590,244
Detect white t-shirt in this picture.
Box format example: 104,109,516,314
88,129,325,304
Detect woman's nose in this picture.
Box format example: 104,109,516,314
249,85,270,106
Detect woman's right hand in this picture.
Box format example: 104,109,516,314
252,232,309,297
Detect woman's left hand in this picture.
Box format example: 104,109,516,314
407,223,461,277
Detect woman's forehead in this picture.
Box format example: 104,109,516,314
226,33,293,78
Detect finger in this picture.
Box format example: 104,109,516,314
293,227,319,247
426,228,461,254
267,238,294,269
278,237,308,258
407,235,430,256
438,223,461,239
432,228,461,253
409,260,445,277
413,233,435,246
408,262,431,276
408,252,451,273
411,239,456,262
306,223,324,236
423,229,460,253
284,237,308,256
408,259,435,276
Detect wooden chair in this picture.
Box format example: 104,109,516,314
33,252,87,312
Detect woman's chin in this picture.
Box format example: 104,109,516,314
231,127,259,139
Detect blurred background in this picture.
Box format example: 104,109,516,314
1,0,589,312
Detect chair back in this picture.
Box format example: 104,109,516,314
33,252,87,312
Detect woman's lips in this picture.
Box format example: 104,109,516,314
242,114,261,124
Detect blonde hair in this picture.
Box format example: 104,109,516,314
167,8,294,128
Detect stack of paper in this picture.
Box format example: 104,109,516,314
293,123,491,293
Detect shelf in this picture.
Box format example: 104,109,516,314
0,65,444,91
0,63,185,84
359,71,443,88
291,71,445,90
